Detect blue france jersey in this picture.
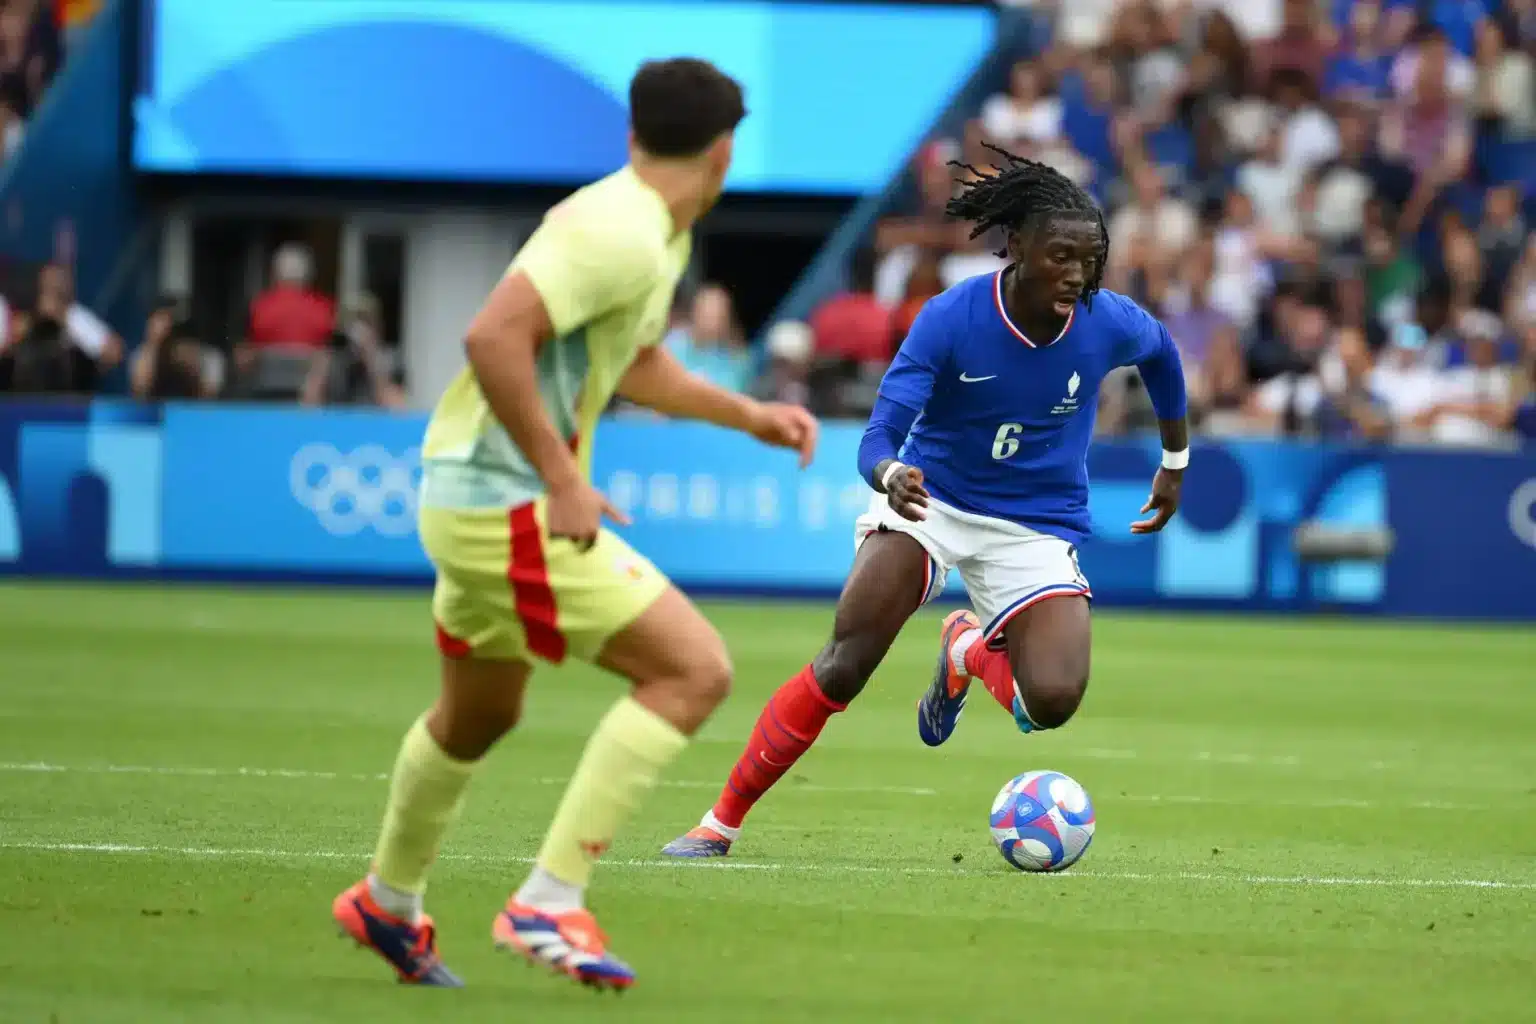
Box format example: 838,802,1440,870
874,271,1186,544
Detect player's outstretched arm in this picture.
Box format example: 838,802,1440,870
464,271,627,547
618,345,818,466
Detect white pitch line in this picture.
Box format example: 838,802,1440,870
0,761,1500,812
2,841,1531,891
0,761,937,798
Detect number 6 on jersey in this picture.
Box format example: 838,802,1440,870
992,422,1022,460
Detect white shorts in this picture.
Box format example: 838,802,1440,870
854,494,1092,643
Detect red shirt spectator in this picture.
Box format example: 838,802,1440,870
811,293,893,364
248,243,336,348
809,250,894,364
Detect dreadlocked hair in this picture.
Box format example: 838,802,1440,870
945,142,1108,307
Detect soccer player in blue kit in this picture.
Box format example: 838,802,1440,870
662,146,1190,857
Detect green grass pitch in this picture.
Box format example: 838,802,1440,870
1,583,1533,1022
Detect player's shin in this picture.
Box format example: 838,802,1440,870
708,664,846,832
369,713,479,921
515,696,688,911
960,636,1034,722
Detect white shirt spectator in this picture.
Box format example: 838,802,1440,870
1431,364,1515,444
1281,106,1341,174
1237,160,1301,234
980,93,1062,147
1370,358,1440,423
940,250,1008,289
1108,198,1199,259
1209,227,1272,327
1391,49,1475,102
1195,0,1282,42
1255,372,1323,418
1052,0,1118,49
1310,166,1372,242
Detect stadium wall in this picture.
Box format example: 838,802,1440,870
2,401,1533,621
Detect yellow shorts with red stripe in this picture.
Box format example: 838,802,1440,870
418,502,670,665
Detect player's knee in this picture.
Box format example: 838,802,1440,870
1016,669,1088,730
810,637,877,705
683,644,734,712
428,697,520,761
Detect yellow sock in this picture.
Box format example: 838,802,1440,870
532,696,688,890
371,714,477,895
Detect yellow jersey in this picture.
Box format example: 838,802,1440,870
420,167,689,509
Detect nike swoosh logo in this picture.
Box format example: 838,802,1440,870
760,753,790,768
959,373,996,383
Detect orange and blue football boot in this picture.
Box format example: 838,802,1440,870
918,608,980,746
332,879,463,987
493,900,636,991
660,824,733,858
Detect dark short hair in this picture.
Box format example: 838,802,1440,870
629,58,746,159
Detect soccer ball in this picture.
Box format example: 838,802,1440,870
989,770,1096,872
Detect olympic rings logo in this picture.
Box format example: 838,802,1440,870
289,443,421,537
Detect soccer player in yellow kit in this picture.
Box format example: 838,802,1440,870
332,58,818,991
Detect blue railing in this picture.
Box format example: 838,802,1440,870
1,400,1533,620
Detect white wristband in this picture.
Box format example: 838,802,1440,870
1161,448,1190,471
881,461,907,491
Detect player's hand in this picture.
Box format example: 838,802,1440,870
747,401,820,468
1130,467,1182,534
546,478,630,551
886,464,930,522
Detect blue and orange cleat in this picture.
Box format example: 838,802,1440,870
493,901,636,991
918,608,980,746
332,879,464,987
660,825,733,858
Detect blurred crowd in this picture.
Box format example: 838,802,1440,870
4,0,1534,449
0,242,405,407
788,0,1536,446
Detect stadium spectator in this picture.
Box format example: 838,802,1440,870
1379,28,1472,184
873,140,970,305
1312,324,1392,441
0,0,60,119
36,260,120,372
1390,25,1475,104
1370,320,1440,430
129,297,220,401
663,283,752,393
891,250,943,341
1271,67,1341,173
1471,16,1536,139
809,249,893,367
234,243,336,394
1109,1,1184,127
981,59,1063,150
1251,0,1331,96
750,319,812,409
1239,126,1304,234
1506,236,1536,328
245,244,336,351
300,293,405,408
0,309,91,394
1161,238,1249,421
1325,0,1393,105
1421,312,1518,445
1107,161,1198,278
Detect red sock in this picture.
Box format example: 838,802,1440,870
964,637,1016,713
711,665,845,829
